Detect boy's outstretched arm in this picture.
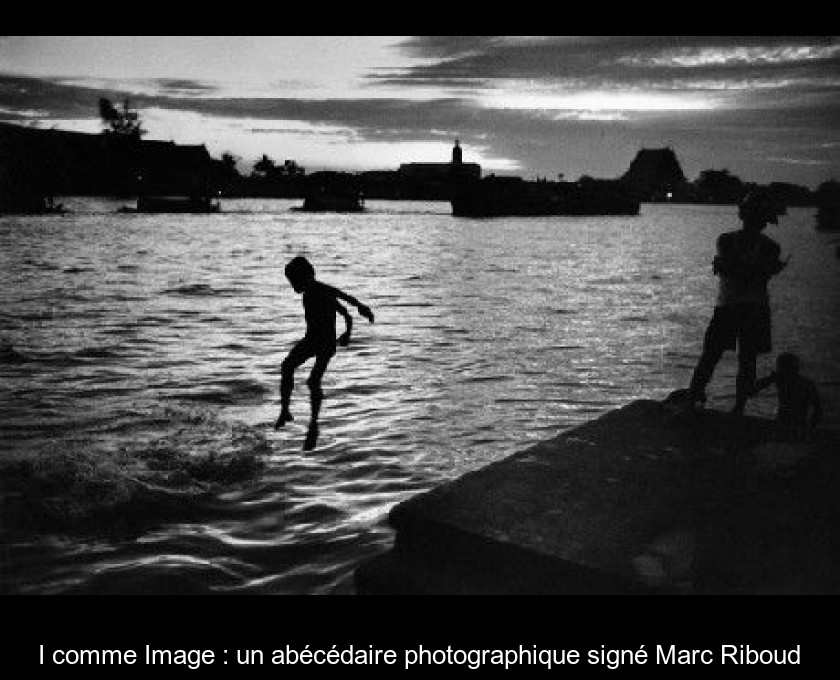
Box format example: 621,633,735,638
323,283,374,323
336,301,353,346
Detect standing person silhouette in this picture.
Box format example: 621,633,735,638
276,256,374,450
687,189,789,415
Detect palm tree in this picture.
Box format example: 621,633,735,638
98,98,146,139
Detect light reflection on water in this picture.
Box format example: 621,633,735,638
1,199,837,594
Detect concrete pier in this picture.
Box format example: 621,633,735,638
355,399,839,595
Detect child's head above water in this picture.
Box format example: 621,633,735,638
285,256,315,292
776,352,800,380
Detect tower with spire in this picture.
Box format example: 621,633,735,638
452,139,463,166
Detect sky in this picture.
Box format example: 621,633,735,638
1,35,839,187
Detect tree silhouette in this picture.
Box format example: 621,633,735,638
816,179,840,200
221,152,239,174
253,154,276,177
98,98,146,139
696,168,745,204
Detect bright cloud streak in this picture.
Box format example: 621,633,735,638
481,89,718,112
619,45,840,68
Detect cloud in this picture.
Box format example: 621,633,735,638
0,105,48,120
154,79,219,95
2,45,839,187
377,36,840,99
766,156,831,166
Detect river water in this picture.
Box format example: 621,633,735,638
1,199,837,594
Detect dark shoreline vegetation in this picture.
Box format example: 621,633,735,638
1,121,835,217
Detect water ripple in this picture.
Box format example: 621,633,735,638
1,200,837,595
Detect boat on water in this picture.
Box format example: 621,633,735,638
294,171,364,213
123,195,221,214
817,205,840,231
451,176,640,218
0,193,66,215
296,193,364,213
815,180,840,231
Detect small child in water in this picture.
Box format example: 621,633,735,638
752,352,822,441
276,256,374,450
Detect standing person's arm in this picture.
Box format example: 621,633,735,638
761,241,789,280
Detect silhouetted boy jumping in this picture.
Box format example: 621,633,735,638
687,189,789,415
276,256,374,450
752,352,822,441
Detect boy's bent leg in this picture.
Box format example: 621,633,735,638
306,351,334,425
302,352,332,451
276,341,313,429
303,422,319,451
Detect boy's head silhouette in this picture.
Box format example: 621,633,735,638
776,352,800,382
285,256,315,293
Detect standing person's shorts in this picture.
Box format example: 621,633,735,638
703,302,772,355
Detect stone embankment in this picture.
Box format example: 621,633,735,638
355,399,838,595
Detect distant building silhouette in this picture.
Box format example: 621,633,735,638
815,179,840,231
0,121,218,199
621,147,688,202
358,170,402,199
452,139,463,165
395,140,481,199
452,174,639,217
299,171,364,212
137,140,216,198
3,122,821,209
1,122,97,196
